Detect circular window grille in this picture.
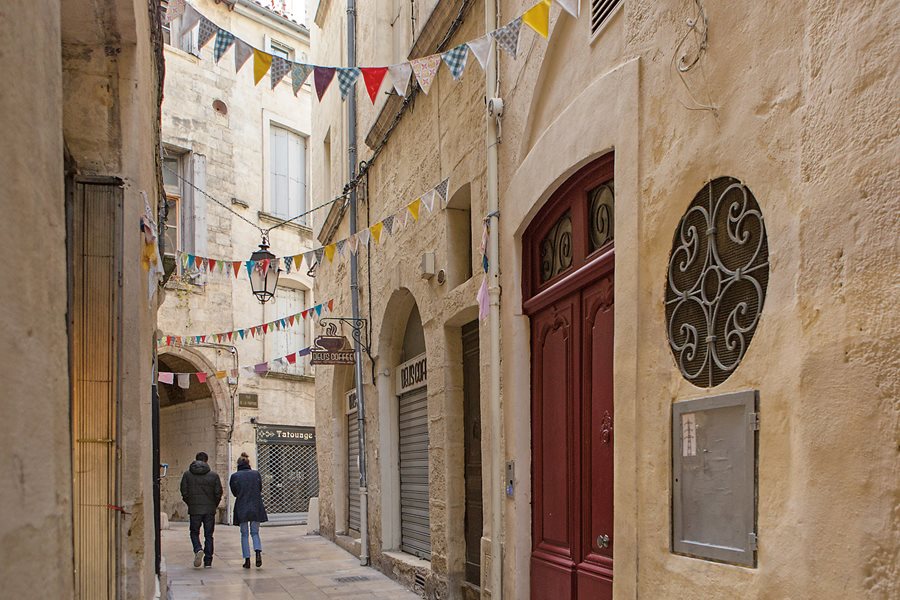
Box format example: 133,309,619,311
665,177,769,387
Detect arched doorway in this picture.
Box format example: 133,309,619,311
158,351,230,522
523,154,615,600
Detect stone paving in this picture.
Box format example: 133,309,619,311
163,523,421,600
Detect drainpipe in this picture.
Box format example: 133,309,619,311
346,0,370,567
485,0,503,597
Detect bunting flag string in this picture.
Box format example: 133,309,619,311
158,345,315,384
157,299,335,347
175,176,451,276
175,0,568,103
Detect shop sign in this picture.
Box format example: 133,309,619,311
395,353,427,395
256,424,315,446
310,332,355,365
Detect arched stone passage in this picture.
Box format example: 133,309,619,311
158,348,232,521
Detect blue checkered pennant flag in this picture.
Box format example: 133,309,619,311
441,44,469,80
270,56,292,89
213,28,235,63
198,17,217,49
490,17,523,58
291,63,313,96
337,68,361,99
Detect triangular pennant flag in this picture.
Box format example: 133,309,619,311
187,254,195,269
241,366,255,378
336,239,348,257
180,252,189,268
213,28,235,63
180,4,201,32
324,243,337,262
370,222,385,244
270,55,292,89
441,44,469,80
382,214,395,235
357,228,371,247
347,234,359,254
388,63,413,96
360,67,388,103
313,247,324,266
234,39,253,72
422,189,436,212
262,323,269,334
408,199,422,221
253,49,273,85
196,372,208,384
298,347,311,357
410,54,442,94
315,305,323,317
227,331,233,341
164,0,185,23
158,372,174,385
291,63,313,95
337,67,361,99
254,362,269,374
245,260,254,277
556,0,580,18
523,0,551,39
194,256,204,270
198,18,217,49
286,353,297,365
303,250,316,268
301,309,309,319
435,177,451,207
177,373,191,389
288,315,295,326
238,329,246,339
215,370,227,379
208,258,216,272
284,255,294,274
314,67,337,101
467,34,493,70
491,17,523,57
232,261,241,277
328,299,335,312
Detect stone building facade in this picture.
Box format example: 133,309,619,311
311,1,898,599
0,0,164,598
157,0,319,526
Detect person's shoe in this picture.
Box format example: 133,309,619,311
242,558,250,569
193,550,203,568
203,558,213,568
255,550,262,568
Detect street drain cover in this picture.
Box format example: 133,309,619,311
334,575,371,583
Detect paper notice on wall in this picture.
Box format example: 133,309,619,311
682,412,697,457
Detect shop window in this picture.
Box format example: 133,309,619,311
446,183,473,288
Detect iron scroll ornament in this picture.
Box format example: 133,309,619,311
664,178,769,387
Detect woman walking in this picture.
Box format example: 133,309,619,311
229,452,268,568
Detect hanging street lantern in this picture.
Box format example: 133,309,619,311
249,236,280,304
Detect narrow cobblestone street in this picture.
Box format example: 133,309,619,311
163,524,420,600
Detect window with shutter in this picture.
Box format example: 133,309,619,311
590,0,622,41
270,125,308,222
271,286,307,375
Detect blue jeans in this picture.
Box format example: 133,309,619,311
189,513,215,562
240,521,262,559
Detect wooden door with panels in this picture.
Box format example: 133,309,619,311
523,155,615,600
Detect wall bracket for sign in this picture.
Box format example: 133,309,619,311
318,317,370,354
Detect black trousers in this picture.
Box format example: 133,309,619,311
189,513,216,561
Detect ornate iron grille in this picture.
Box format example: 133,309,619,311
589,180,615,252
540,210,573,282
665,177,769,387
257,443,320,514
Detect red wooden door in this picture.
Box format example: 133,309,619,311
524,155,614,600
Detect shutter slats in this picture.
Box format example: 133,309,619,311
347,409,361,532
591,0,621,37
399,389,430,559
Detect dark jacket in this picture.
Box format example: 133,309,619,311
229,463,268,525
180,461,223,516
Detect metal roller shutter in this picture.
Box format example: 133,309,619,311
347,407,361,532
399,388,430,559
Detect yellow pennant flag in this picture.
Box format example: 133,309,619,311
523,0,551,39
370,222,384,244
324,243,337,263
215,370,227,379
253,49,273,85
407,198,422,222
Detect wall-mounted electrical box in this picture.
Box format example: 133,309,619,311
421,252,436,279
672,390,759,567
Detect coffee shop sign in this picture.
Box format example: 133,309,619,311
396,353,427,395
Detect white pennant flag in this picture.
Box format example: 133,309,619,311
234,39,253,73
180,4,201,32
357,228,371,247
467,35,493,70
177,373,191,389
388,63,413,96
556,0,580,18
421,189,436,212
347,233,360,254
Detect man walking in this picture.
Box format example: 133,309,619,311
180,451,223,568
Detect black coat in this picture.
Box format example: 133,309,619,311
180,461,223,515
230,464,268,525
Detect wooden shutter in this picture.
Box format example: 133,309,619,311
270,126,290,217
287,131,306,219
190,153,207,256
347,390,361,532
71,181,120,600
399,388,430,558
272,287,305,374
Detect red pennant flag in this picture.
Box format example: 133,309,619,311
227,331,233,341
328,299,335,311
196,372,208,383
232,261,241,277
289,315,295,326
208,259,216,272
286,353,297,365
302,309,309,319
360,67,388,103
263,323,269,334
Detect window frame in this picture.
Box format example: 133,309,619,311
263,113,310,225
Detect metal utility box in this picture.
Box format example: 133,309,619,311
672,390,759,567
